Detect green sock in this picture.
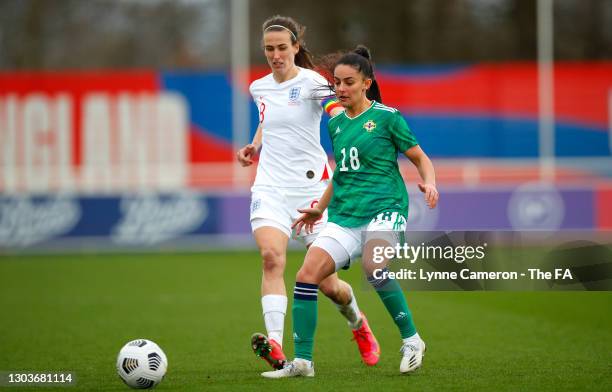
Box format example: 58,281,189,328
368,272,417,339
292,282,319,361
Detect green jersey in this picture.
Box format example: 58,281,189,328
327,101,418,227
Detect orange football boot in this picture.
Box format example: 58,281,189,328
351,312,380,366
251,333,287,370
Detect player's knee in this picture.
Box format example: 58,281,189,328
295,267,312,283
260,247,285,273
296,263,321,285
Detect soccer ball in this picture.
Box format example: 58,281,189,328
116,339,168,389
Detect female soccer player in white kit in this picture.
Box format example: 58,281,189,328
237,16,379,369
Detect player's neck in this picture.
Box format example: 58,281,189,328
346,99,372,118
272,65,299,83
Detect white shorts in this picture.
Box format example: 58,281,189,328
311,211,407,271
250,183,329,246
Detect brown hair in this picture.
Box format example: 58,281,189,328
318,45,383,103
262,15,315,69
336,45,382,103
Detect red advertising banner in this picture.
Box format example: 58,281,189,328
0,72,189,192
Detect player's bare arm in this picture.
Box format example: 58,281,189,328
404,145,438,209
293,182,334,235
237,124,263,166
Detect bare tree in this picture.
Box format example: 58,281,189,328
1,0,609,70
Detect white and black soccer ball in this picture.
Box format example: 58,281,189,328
116,339,168,389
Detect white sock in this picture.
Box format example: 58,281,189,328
402,332,421,345
335,285,362,329
262,294,287,346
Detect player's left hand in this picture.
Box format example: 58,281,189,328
292,207,323,235
418,183,439,209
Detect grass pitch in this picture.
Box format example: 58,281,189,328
0,251,610,391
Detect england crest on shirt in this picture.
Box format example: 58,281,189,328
288,86,302,105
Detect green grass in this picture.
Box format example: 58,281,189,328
0,252,611,391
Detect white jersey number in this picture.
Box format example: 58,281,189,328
339,147,360,171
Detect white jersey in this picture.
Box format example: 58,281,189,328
249,67,332,188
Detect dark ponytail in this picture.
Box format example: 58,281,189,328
335,45,382,103
262,15,315,69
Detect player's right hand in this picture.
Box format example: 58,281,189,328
292,208,323,235
237,144,259,167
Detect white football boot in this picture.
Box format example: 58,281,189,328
399,338,426,374
261,358,315,378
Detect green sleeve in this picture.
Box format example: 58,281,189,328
390,111,418,153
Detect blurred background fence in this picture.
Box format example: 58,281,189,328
1,0,611,251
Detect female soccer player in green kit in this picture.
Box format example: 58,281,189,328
262,46,439,378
